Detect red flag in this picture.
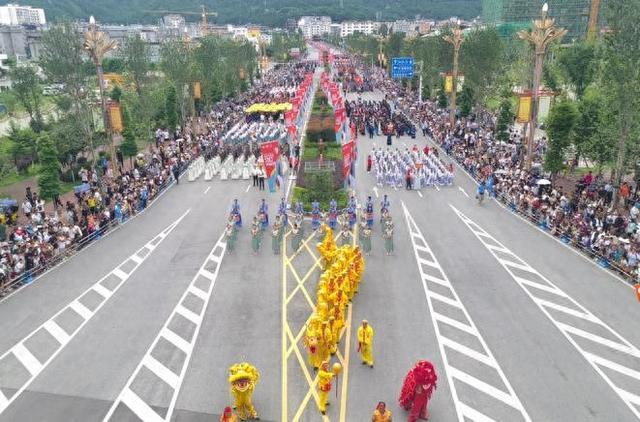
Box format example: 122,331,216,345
260,140,280,178
342,140,354,178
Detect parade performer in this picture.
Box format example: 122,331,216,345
225,220,237,254
399,360,438,422
381,194,390,214
357,319,374,367
361,225,372,255
365,196,374,228
295,201,305,216
228,362,260,421
231,199,242,227
304,316,322,370
328,198,338,229
317,361,342,415
372,401,392,422
251,216,261,255
311,200,321,231
272,215,283,255
338,211,352,246
348,197,357,228
220,406,239,422
278,197,288,227
383,219,394,255
259,199,269,230
291,222,302,252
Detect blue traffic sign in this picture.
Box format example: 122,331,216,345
391,57,415,79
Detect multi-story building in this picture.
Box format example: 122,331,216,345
297,16,331,38
340,20,379,37
0,24,42,60
0,3,45,26
482,0,598,40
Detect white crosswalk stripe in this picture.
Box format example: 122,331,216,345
0,211,189,417
103,234,227,422
402,201,531,422
452,204,640,420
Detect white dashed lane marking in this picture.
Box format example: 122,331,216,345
0,210,189,416
452,204,640,420
103,232,227,422
402,202,531,422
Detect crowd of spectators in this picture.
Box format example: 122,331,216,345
0,60,318,291
369,66,640,281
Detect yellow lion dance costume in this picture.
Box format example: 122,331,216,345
228,362,260,420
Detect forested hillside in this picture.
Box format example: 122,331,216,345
4,0,481,26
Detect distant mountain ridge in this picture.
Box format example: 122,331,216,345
3,0,481,26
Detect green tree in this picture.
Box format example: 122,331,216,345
120,105,138,165
37,133,61,200
496,99,514,142
573,87,604,166
385,32,404,65
160,40,194,124
601,0,640,205
7,124,38,169
40,21,93,158
459,85,474,117
544,99,578,175
556,42,597,99
110,85,122,102
9,65,45,131
120,34,150,96
437,89,448,108
459,27,504,105
165,84,178,132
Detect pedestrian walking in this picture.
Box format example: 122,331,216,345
357,320,374,367
258,166,265,191
291,222,302,252
272,215,283,255
251,217,261,254
361,225,372,255
372,401,392,422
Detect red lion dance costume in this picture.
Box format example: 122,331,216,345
399,360,438,421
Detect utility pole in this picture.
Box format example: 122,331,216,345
518,3,567,169
443,20,464,127
417,60,424,103
587,0,600,41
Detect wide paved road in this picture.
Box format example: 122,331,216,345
0,89,638,422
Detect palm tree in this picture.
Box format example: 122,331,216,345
83,16,118,166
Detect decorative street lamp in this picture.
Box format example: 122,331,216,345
83,16,118,172
443,19,464,127
518,3,567,169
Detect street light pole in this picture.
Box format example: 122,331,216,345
443,20,464,127
83,16,118,172
518,3,567,169
417,60,424,103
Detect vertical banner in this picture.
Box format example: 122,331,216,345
517,93,532,123
444,74,454,94
109,103,123,133
193,81,202,99
260,140,280,178
342,140,354,178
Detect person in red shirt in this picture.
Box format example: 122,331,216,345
367,154,372,172
423,145,430,156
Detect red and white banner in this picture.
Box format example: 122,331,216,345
260,140,280,178
342,140,354,178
